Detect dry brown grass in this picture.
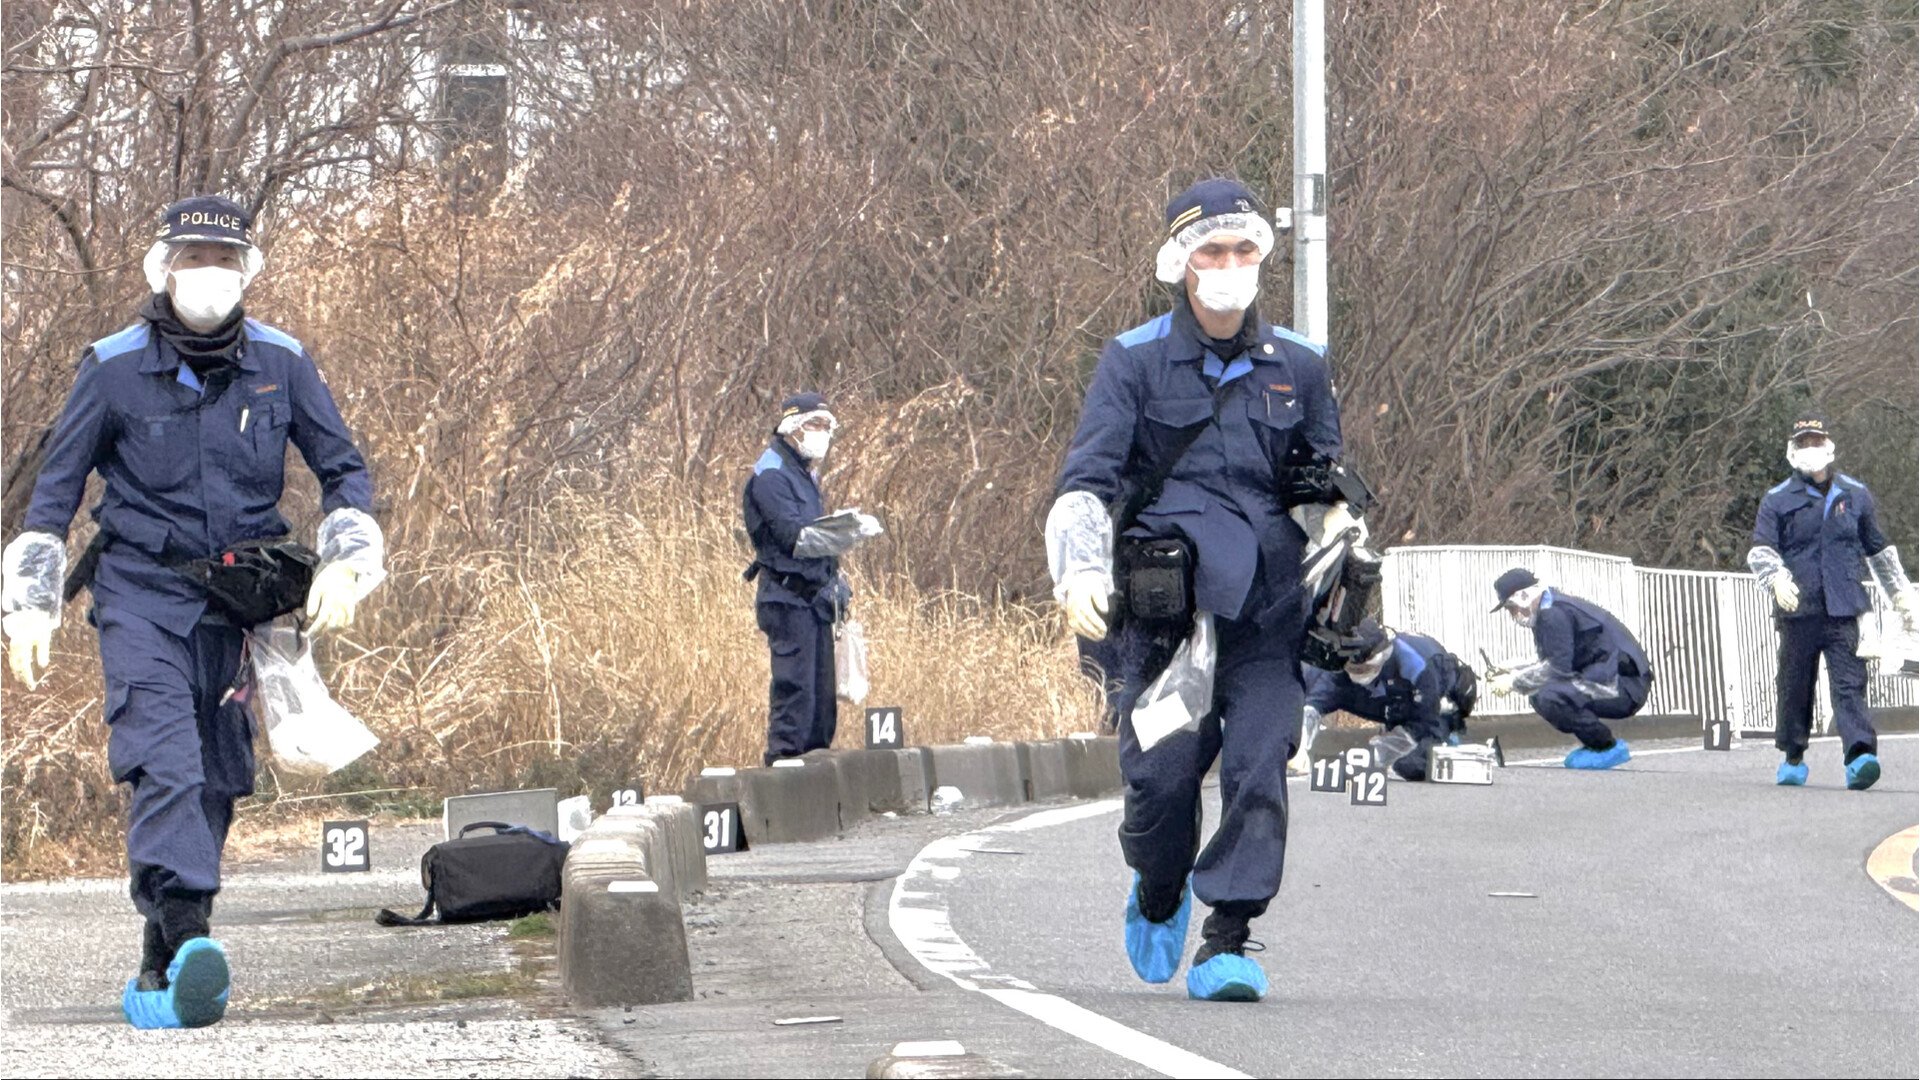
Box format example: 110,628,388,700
1,483,1102,880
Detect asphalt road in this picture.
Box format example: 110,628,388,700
4,734,1914,1078
0,822,632,1078
894,735,1920,1078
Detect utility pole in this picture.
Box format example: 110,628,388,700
1292,0,1329,346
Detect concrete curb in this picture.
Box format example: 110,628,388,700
1060,734,1124,798
810,747,931,815
559,804,695,1007
685,759,849,846
923,741,1026,808
1015,740,1073,801
631,796,708,899
676,736,1124,849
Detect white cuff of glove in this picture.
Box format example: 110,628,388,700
1058,569,1113,641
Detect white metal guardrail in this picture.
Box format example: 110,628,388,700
1380,544,1917,735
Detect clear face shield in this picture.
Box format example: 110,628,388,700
778,409,838,461
144,239,264,327
1785,433,1835,476
1344,641,1393,685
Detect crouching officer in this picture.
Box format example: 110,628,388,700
1486,568,1649,770
0,196,383,1028
1747,412,1916,789
742,393,881,766
1298,620,1477,781
1046,177,1360,1003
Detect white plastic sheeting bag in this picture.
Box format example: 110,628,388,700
794,509,885,558
1044,490,1114,600
248,616,377,776
836,618,871,704
315,507,389,600
1857,613,1920,676
1130,613,1216,752
2,531,67,616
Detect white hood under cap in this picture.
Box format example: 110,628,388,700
143,239,264,295
1154,211,1275,284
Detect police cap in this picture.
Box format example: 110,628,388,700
1490,567,1539,612
1164,177,1261,238
156,195,252,247
1788,412,1831,444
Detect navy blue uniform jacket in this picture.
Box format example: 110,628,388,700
1752,473,1889,619
23,317,373,637
1305,632,1461,741
742,436,839,613
1055,302,1341,622
1529,590,1652,689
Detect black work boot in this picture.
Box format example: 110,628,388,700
1192,910,1258,967
1187,910,1268,1002
158,893,213,953
138,920,172,990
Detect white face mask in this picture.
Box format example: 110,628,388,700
169,266,245,327
1346,649,1391,686
795,429,833,462
1787,441,1835,476
1506,585,1545,629
1191,263,1260,313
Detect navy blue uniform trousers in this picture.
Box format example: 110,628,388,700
1116,608,1302,921
1531,673,1649,750
97,606,254,919
1774,615,1875,761
757,601,836,764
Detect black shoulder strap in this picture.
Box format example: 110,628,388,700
1116,376,1237,531
375,897,436,927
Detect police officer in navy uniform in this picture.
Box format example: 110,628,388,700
1487,568,1651,770
0,196,382,1028
1748,412,1916,789
1045,178,1362,1003
741,393,880,766
1300,620,1476,781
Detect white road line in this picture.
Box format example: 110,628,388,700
888,800,1251,1080
1505,730,1918,768
888,731,1917,1079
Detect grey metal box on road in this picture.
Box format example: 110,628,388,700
443,787,560,840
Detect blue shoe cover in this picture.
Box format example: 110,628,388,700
1185,953,1267,1002
1775,758,1808,786
166,938,230,1028
122,977,181,1030
1564,741,1631,770
1846,753,1881,791
1124,874,1191,984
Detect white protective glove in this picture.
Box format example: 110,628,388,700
3,610,54,689
1769,573,1800,614
1287,705,1324,776
305,562,364,634
1060,570,1112,641
1488,670,1518,697
1316,501,1364,549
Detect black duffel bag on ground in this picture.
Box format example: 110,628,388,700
376,822,569,926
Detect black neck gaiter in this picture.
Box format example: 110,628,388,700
140,293,245,377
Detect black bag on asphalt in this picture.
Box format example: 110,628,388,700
375,821,569,926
